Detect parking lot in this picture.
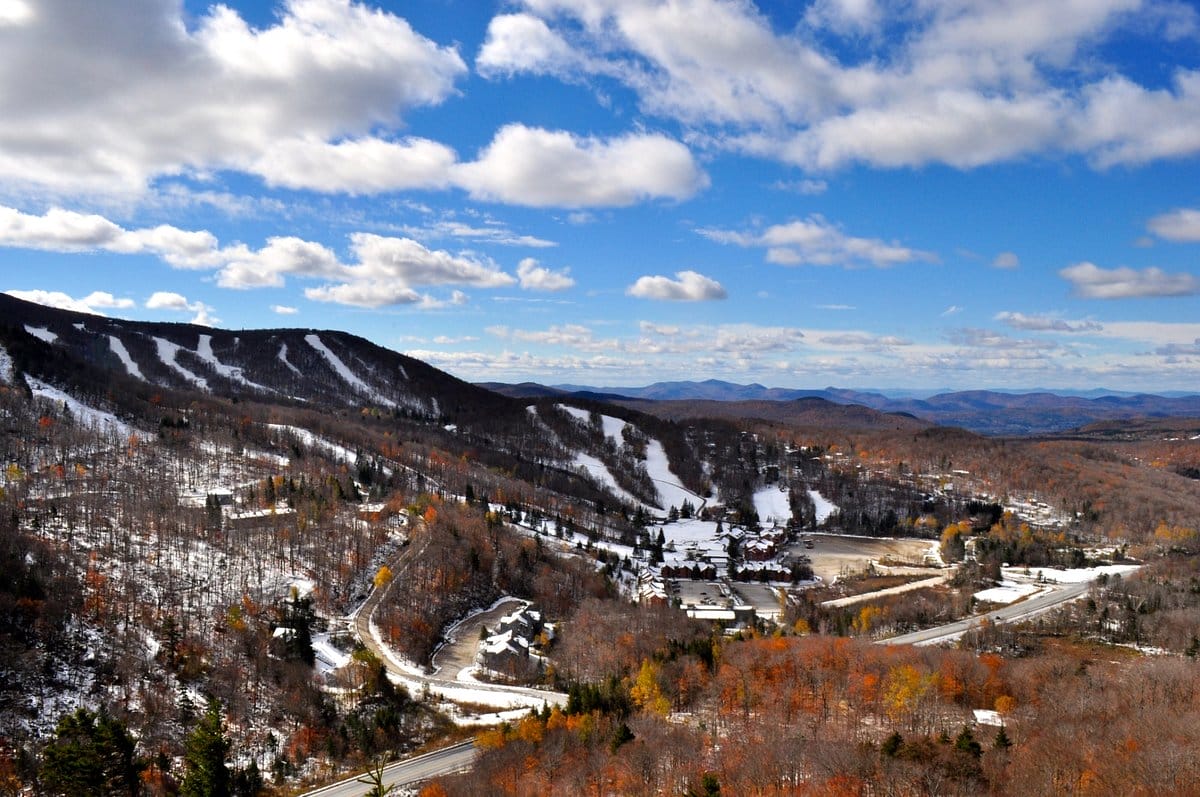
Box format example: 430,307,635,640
788,533,940,584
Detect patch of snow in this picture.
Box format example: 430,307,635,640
809,489,840,524
1005,564,1140,584
0,343,12,383
1192,434,1200,441
973,709,1003,726
195,334,271,392
267,424,358,465
153,337,209,390
305,333,397,408
558,404,700,513
228,506,296,522
107,335,144,380
644,438,699,511
823,575,950,608
572,451,642,507
312,633,351,675
558,404,591,424
443,706,540,727
73,323,86,332
599,414,628,442
286,577,315,598
278,343,303,377
27,378,132,436
973,581,1040,605
24,325,57,343
753,486,792,525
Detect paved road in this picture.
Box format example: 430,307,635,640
301,741,477,797
879,581,1091,646
349,530,565,708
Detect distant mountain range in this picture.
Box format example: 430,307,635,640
480,378,1200,436
7,290,1197,439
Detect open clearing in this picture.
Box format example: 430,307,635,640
792,534,940,584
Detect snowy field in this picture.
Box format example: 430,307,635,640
24,325,57,343
1001,564,1140,584
195,334,271,392
809,489,840,524
107,335,144,380
753,486,791,526
570,451,641,506
28,377,133,437
973,581,1041,605
645,438,701,511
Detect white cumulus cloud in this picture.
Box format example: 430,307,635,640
517,258,575,291
1060,261,1200,299
145,291,217,326
1148,208,1200,242
995,311,1102,332
627,270,727,301
480,0,1200,172
454,124,708,208
702,215,934,268
0,0,467,197
4,289,133,315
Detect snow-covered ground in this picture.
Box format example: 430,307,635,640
312,632,351,675
107,335,144,380
753,486,792,526
268,424,357,464
559,405,590,424
277,343,303,377
28,378,132,437
1004,496,1073,528
973,581,1041,605
1003,563,1139,584
571,451,642,507
557,404,701,513
24,325,57,343
599,413,627,442
195,334,270,392
644,438,700,511
973,709,1003,726
153,337,209,390
305,333,396,408
0,343,12,383
809,489,840,524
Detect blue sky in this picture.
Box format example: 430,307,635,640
2,0,1200,392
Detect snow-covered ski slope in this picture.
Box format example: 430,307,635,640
558,404,703,513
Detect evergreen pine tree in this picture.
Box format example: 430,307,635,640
40,708,143,797
180,700,231,797
954,725,982,758
880,730,904,758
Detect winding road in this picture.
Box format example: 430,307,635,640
301,740,477,797
349,530,565,710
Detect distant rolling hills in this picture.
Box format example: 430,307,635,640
481,378,1200,436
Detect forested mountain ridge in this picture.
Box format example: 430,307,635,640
4,294,1200,796
495,377,1200,435
0,291,516,425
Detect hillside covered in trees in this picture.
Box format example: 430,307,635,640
1,299,1199,795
